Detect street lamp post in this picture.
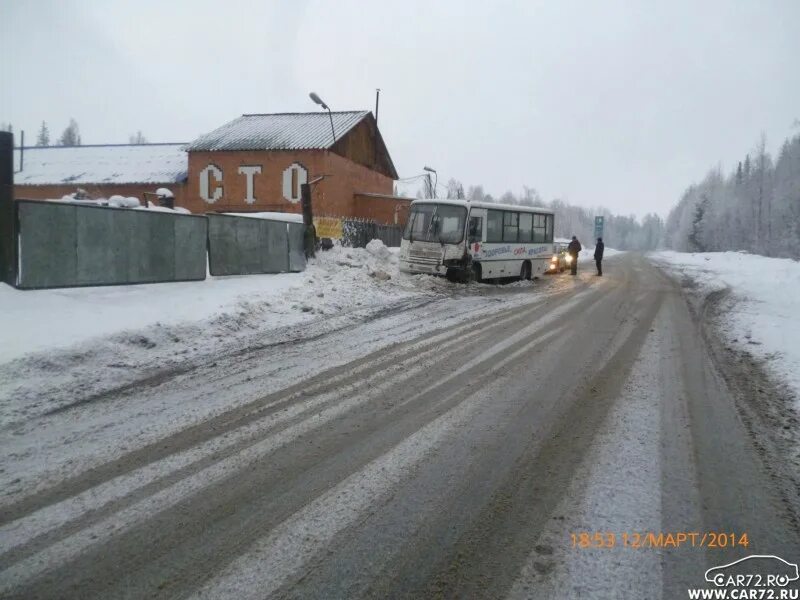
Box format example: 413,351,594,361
309,92,336,144
423,165,437,199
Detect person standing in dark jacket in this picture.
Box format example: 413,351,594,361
567,236,582,275
594,237,605,276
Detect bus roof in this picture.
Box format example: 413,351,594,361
409,198,555,215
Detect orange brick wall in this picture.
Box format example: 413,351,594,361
185,149,395,221
14,183,188,208
353,194,411,225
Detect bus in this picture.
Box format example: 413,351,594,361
399,199,556,282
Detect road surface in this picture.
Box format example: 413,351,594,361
1,253,798,599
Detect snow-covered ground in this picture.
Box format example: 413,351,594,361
0,240,557,431
0,241,403,363
650,251,800,403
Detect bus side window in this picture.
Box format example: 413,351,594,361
468,216,483,243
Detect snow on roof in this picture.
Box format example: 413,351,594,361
185,111,370,152
13,144,188,186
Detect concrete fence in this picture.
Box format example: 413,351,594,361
15,200,208,289
207,214,306,276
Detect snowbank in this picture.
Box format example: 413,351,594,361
650,251,800,401
225,212,304,224
0,242,405,364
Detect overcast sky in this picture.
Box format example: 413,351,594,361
1,0,798,217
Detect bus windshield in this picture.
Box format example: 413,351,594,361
403,204,467,244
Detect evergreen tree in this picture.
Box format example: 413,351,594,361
58,118,81,146
688,194,708,252
36,121,50,147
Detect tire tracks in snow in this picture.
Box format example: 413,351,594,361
0,286,602,597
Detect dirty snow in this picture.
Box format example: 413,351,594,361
650,251,800,403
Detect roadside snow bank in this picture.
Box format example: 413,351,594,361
0,241,408,365
650,251,800,401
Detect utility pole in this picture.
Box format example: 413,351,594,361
301,183,315,259
0,130,17,286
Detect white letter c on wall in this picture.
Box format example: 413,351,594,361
200,164,223,203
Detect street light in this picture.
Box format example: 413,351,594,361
423,165,437,198
309,92,336,144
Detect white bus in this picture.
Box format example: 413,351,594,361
399,199,556,282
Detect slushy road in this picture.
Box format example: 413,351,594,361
1,253,797,599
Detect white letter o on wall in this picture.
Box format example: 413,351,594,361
282,162,308,204
200,164,223,203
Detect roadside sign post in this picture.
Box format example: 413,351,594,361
594,216,604,240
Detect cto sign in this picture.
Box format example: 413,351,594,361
199,162,308,205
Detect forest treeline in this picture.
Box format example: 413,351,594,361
664,132,800,258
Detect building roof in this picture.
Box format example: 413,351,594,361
13,143,188,186
185,111,371,152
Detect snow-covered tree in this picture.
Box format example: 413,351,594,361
466,185,486,202
129,130,147,144
445,178,465,199
58,119,81,146
36,121,50,147
664,132,800,258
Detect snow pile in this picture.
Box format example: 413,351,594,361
133,202,191,214
226,212,304,224
0,243,407,366
651,251,800,401
365,238,392,261
107,195,141,208
48,196,192,213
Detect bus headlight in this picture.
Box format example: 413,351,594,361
565,255,573,264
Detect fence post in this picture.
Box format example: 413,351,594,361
0,131,16,286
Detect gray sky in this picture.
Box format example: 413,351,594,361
2,0,798,217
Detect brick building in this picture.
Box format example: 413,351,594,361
13,111,411,225
184,111,407,224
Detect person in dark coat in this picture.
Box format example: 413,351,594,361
567,236,582,275
594,237,605,276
